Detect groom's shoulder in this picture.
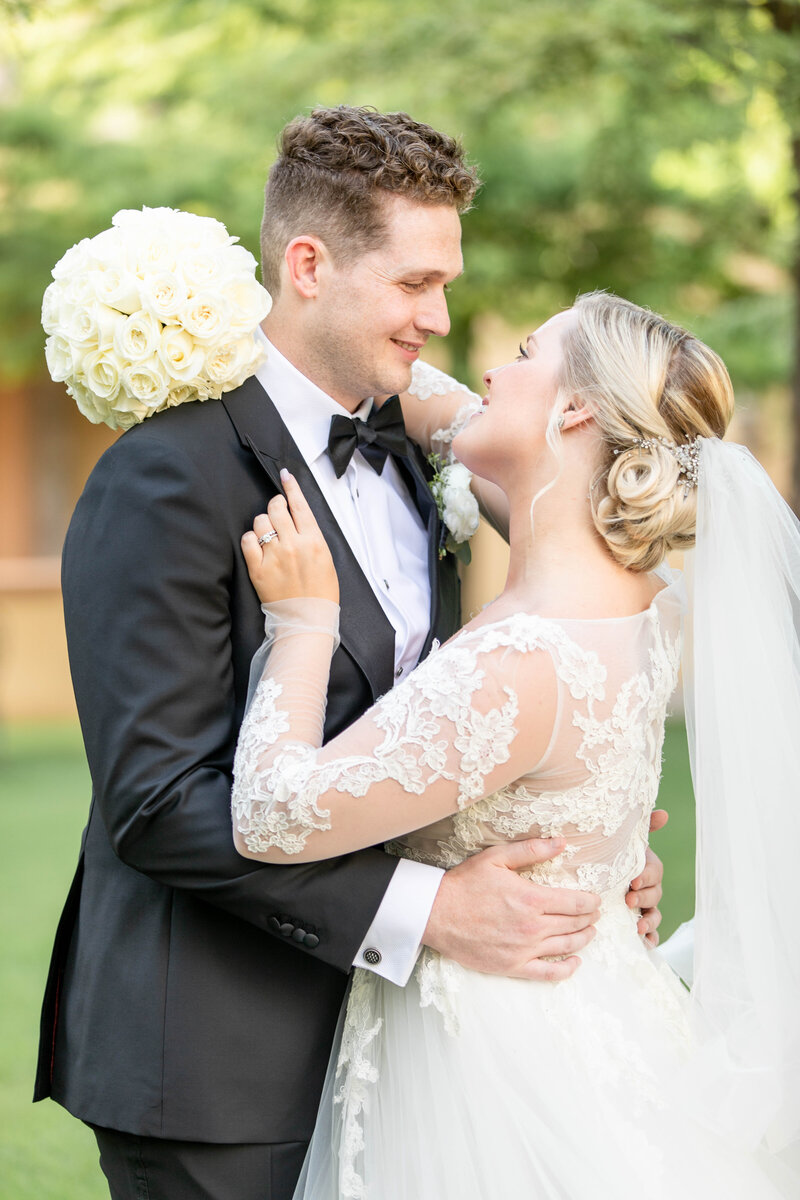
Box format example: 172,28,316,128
94,376,268,476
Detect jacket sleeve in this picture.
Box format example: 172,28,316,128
62,427,398,973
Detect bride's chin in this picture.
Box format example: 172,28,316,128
452,425,483,473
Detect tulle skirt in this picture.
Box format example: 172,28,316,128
293,894,798,1199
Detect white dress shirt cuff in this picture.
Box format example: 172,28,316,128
354,858,445,987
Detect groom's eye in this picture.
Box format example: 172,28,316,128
401,281,426,292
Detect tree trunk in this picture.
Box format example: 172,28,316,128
764,2,800,512
791,133,800,514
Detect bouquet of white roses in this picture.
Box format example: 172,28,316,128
42,207,272,430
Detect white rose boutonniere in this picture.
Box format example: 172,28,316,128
427,453,480,564
42,206,272,431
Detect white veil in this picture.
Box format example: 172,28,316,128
682,437,800,1157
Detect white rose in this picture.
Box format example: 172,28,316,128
140,271,188,323
441,464,479,543
45,335,75,383
69,301,126,348
156,325,206,380
165,383,199,409
204,334,266,390
62,274,95,309
89,226,123,259
179,291,231,343
90,267,142,315
82,347,122,403
224,244,259,273
51,238,93,280
225,335,267,389
41,281,66,335
67,378,109,425
114,310,163,362
444,461,472,492
179,247,227,289
122,356,170,408
133,234,177,277
223,274,272,334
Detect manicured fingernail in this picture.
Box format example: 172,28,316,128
280,468,292,481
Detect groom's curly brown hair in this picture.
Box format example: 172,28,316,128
260,105,481,295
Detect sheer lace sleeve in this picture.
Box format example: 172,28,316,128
401,361,509,536
400,361,481,461
231,613,559,864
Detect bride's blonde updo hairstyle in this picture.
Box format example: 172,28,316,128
559,292,735,572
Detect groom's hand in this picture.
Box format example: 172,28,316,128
625,809,667,946
422,839,600,982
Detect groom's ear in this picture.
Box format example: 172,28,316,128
284,235,329,299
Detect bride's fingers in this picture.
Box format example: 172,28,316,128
252,513,276,542
279,469,320,536
266,492,297,539
241,530,263,574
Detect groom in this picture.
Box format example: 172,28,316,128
35,106,665,1200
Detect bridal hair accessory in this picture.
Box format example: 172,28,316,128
257,532,278,546
613,435,701,496
42,207,272,430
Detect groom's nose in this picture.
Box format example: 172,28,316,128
415,286,451,338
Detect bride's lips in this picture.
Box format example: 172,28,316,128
391,338,424,361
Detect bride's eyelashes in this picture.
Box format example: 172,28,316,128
517,343,529,360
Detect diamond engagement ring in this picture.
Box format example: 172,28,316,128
257,531,278,546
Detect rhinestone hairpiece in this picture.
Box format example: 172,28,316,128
613,435,701,497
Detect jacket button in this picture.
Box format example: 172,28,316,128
279,922,294,937
292,928,307,943
303,933,320,949
363,948,382,966
268,917,281,932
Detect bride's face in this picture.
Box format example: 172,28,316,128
453,308,577,486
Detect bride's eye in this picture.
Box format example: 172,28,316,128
517,343,529,360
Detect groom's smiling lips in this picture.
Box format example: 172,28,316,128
391,338,424,360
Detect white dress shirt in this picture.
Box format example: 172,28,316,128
254,336,445,985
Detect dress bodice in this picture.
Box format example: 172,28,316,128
385,579,683,898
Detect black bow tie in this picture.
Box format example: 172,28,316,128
327,395,407,478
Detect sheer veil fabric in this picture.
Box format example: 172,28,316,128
681,438,800,1159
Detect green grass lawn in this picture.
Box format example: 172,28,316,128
0,719,696,1200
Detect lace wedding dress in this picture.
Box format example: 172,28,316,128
232,577,796,1199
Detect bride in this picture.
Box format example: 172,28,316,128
231,292,799,1198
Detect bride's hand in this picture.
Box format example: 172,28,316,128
241,470,339,605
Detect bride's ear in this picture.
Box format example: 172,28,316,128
560,404,593,432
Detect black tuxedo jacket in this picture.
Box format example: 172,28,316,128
34,376,461,1143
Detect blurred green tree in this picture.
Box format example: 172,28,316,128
1,0,797,490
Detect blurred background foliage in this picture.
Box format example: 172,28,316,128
1,0,798,485
1,4,798,1195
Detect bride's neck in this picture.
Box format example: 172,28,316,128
500,471,628,612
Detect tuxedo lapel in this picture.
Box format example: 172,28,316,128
394,440,458,660
221,378,397,701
